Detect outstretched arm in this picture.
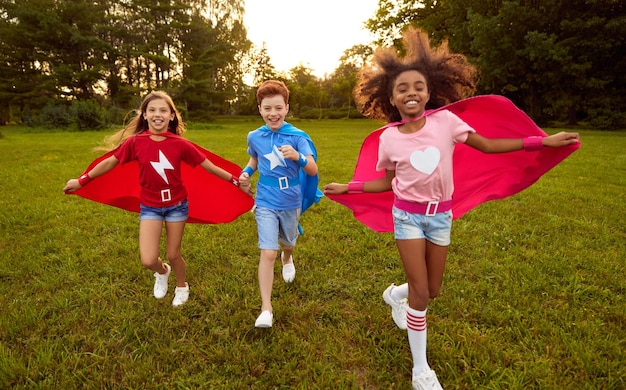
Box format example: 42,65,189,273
323,170,395,195
465,131,580,154
200,158,252,195
63,155,119,193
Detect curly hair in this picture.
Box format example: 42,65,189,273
99,91,185,151
355,27,479,123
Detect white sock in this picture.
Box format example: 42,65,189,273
407,306,430,376
391,283,408,301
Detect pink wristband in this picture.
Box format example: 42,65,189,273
78,174,92,187
523,136,544,151
347,181,364,193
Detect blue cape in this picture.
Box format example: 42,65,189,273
258,122,324,233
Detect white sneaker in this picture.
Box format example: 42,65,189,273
412,369,443,390
382,283,408,330
153,263,171,299
281,252,296,283
172,283,189,307
255,310,273,328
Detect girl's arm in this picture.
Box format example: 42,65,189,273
465,131,580,154
200,158,252,194
63,155,119,193
323,169,394,195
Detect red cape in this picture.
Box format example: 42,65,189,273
68,141,254,224
326,95,580,232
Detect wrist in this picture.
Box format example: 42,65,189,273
230,174,240,187
297,153,308,167
523,136,544,151
242,166,255,176
347,181,364,193
78,174,92,187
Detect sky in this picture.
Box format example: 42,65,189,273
243,0,379,78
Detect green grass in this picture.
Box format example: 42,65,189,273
0,121,624,389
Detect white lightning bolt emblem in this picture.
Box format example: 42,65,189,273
150,150,174,184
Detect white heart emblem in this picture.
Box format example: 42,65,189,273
410,147,440,175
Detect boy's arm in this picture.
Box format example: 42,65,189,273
239,157,258,187
278,145,318,176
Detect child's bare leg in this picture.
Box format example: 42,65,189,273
258,248,277,312
165,221,186,287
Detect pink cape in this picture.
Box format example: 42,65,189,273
326,95,580,232
67,142,254,224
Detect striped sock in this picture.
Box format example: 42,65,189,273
407,307,429,375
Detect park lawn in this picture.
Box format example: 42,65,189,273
0,120,624,389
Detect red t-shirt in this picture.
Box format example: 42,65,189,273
114,134,207,207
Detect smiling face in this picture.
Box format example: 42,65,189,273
258,94,289,131
389,70,430,120
143,98,175,133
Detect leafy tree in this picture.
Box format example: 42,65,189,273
251,43,278,86
0,0,251,124
364,0,626,128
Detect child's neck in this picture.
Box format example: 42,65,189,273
398,116,426,133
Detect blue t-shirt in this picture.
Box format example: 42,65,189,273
247,123,314,210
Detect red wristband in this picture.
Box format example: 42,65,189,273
230,174,240,187
78,174,92,187
347,181,364,193
523,136,544,151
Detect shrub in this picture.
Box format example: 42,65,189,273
71,100,107,131
41,103,72,128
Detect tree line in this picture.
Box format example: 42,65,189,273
1,0,624,129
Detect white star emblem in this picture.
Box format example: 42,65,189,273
264,145,287,170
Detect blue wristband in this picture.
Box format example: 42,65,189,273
242,166,255,176
297,153,308,167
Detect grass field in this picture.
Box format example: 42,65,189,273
0,119,624,389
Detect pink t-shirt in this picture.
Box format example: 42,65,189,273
376,110,475,203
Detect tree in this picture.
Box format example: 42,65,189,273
364,0,626,128
0,0,252,124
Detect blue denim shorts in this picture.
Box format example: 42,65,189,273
139,200,188,222
254,206,300,250
392,206,452,246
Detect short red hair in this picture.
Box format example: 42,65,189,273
256,80,290,105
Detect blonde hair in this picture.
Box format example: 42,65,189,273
99,91,185,151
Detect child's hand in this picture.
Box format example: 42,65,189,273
239,172,251,187
240,182,253,196
322,183,349,195
63,179,80,193
278,145,299,161
544,131,580,148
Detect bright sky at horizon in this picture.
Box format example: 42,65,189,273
243,0,379,78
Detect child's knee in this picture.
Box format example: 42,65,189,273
166,252,183,263
141,256,160,269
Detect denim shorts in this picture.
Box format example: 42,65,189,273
139,200,188,222
392,206,452,246
254,206,300,250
